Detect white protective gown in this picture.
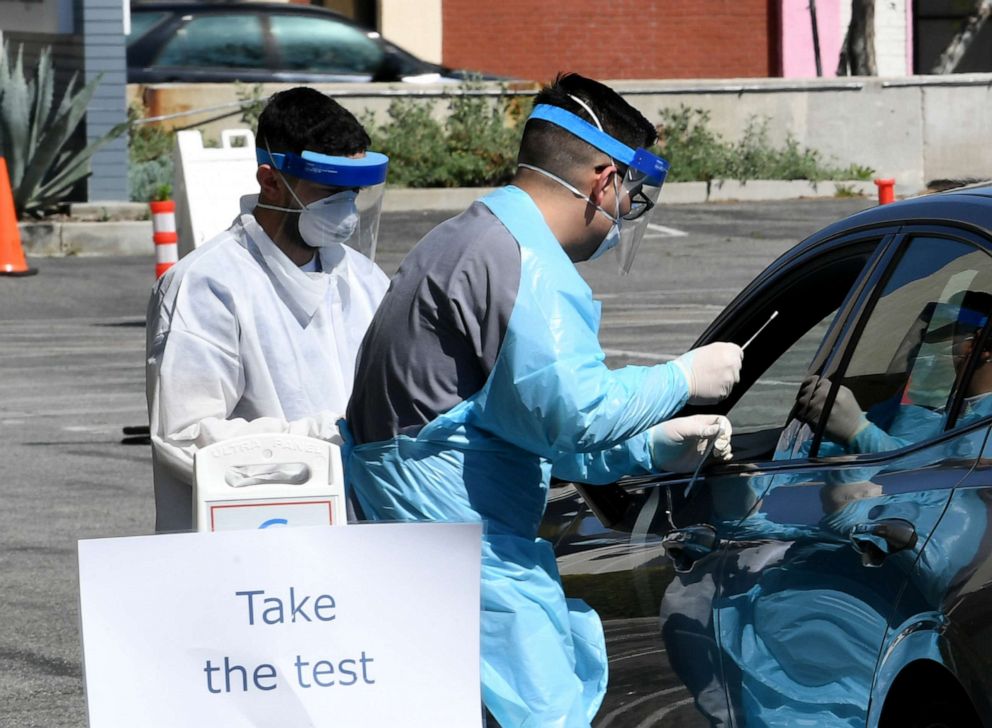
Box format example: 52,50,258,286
146,209,389,532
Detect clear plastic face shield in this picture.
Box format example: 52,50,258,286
256,147,389,272
907,301,989,408
519,103,669,275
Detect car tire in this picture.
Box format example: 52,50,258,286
879,662,982,728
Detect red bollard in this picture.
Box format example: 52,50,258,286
874,178,895,205
149,199,178,278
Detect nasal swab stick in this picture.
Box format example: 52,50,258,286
743,310,779,351
684,310,778,498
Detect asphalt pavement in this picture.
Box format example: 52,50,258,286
0,197,873,727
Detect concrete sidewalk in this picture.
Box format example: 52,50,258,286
19,180,877,257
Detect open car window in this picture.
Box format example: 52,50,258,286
715,239,883,459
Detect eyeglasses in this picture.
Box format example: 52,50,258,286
952,334,977,360
621,184,655,221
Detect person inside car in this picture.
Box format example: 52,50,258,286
793,293,992,457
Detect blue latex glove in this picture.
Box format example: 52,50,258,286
648,415,733,473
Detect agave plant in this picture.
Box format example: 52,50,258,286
0,42,126,218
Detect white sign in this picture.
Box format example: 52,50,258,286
78,523,482,727
173,129,259,258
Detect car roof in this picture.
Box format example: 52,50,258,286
717,183,992,321
131,2,351,18
792,183,992,257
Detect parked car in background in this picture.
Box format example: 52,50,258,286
549,185,992,727
127,2,500,84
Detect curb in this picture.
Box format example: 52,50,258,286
20,221,154,257
21,180,878,257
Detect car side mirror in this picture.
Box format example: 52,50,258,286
372,51,403,82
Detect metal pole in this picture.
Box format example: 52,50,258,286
810,0,824,77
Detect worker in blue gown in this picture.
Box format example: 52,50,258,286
792,296,992,462
344,73,743,727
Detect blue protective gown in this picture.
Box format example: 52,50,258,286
345,186,690,726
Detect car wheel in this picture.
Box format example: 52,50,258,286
879,661,982,728
895,701,978,728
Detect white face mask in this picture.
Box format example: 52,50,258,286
516,162,622,262
296,190,359,248
257,170,360,248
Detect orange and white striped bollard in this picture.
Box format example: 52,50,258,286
149,200,178,278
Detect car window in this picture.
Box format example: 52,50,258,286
269,14,383,74
725,243,879,436
813,236,992,457
128,12,168,46
153,14,267,70
729,308,835,434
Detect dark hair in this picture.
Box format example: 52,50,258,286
256,87,370,157
517,73,657,176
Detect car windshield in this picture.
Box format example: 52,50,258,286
128,11,168,46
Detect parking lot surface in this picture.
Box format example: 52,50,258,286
0,197,872,726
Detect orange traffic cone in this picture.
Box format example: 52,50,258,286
0,157,37,277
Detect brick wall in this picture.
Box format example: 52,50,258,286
441,0,775,82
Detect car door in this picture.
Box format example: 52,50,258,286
693,230,992,727
865,228,992,727
560,226,992,726
553,229,895,726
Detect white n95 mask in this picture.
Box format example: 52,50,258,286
258,187,360,248
297,190,360,248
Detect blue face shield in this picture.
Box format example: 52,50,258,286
519,103,669,274
256,148,389,267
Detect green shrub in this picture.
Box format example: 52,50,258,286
370,95,869,188
128,103,174,202
654,105,873,183
443,88,530,188
129,155,172,202
363,98,447,187
652,106,729,183
364,85,531,188
235,82,265,131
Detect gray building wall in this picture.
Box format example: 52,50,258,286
0,32,84,97
83,0,128,201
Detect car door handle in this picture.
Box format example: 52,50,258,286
662,524,718,573
850,518,918,567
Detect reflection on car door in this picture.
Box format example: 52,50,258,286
680,230,992,727
556,233,890,725
562,228,992,726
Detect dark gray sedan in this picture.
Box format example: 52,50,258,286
551,185,992,728
127,2,498,84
